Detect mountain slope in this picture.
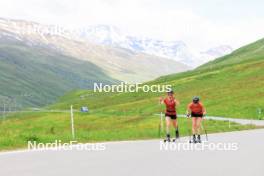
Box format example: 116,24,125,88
0,18,190,83
0,18,190,107
0,36,117,108
0,37,262,150
50,38,264,119
50,38,190,83
199,38,264,69
75,24,233,67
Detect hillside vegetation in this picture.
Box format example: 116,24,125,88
51,38,264,119
0,38,117,108
0,17,190,108
199,38,264,69
0,38,263,150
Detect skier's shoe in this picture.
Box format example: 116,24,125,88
172,138,178,142
192,135,197,143
164,138,171,142
197,135,201,143
164,134,171,142
176,130,180,139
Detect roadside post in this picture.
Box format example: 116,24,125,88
160,111,163,132
3,102,6,119
257,108,262,120
70,105,75,139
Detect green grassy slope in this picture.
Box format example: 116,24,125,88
50,38,264,119
0,38,117,108
1,39,263,150
199,38,264,69
0,111,256,150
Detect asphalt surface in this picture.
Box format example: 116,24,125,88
206,116,264,126
0,129,263,176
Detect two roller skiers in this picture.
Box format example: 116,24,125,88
160,91,206,143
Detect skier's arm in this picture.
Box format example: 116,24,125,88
203,106,207,116
175,99,180,106
202,103,206,116
186,104,191,117
159,97,164,104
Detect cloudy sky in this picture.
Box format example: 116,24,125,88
1,0,264,51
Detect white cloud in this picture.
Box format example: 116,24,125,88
0,0,264,51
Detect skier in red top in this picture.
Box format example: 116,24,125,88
186,96,206,143
160,89,180,142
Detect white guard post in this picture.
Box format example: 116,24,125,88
70,105,75,139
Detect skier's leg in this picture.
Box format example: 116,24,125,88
196,117,203,143
187,117,192,143
172,118,179,138
196,117,203,134
165,116,171,141
192,117,197,134
192,117,197,142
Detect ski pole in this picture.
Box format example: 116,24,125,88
158,101,164,138
160,111,163,137
202,115,208,141
186,114,192,143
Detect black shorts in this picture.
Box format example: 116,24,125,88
165,114,177,120
191,113,203,118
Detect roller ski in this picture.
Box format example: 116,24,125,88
172,129,180,142
164,137,178,143
172,138,178,142
189,135,197,143
164,129,180,142
163,134,171,142
189,135,201,143
197,135,202,143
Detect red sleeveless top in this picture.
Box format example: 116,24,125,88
164,97,176,115
188,102,204,114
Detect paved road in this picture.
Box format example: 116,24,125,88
0,129,263,176
160,114,264,126
206,116,264,126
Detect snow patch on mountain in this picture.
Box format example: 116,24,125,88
198,45,233,64
76,25,233,67
0,18,233,68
